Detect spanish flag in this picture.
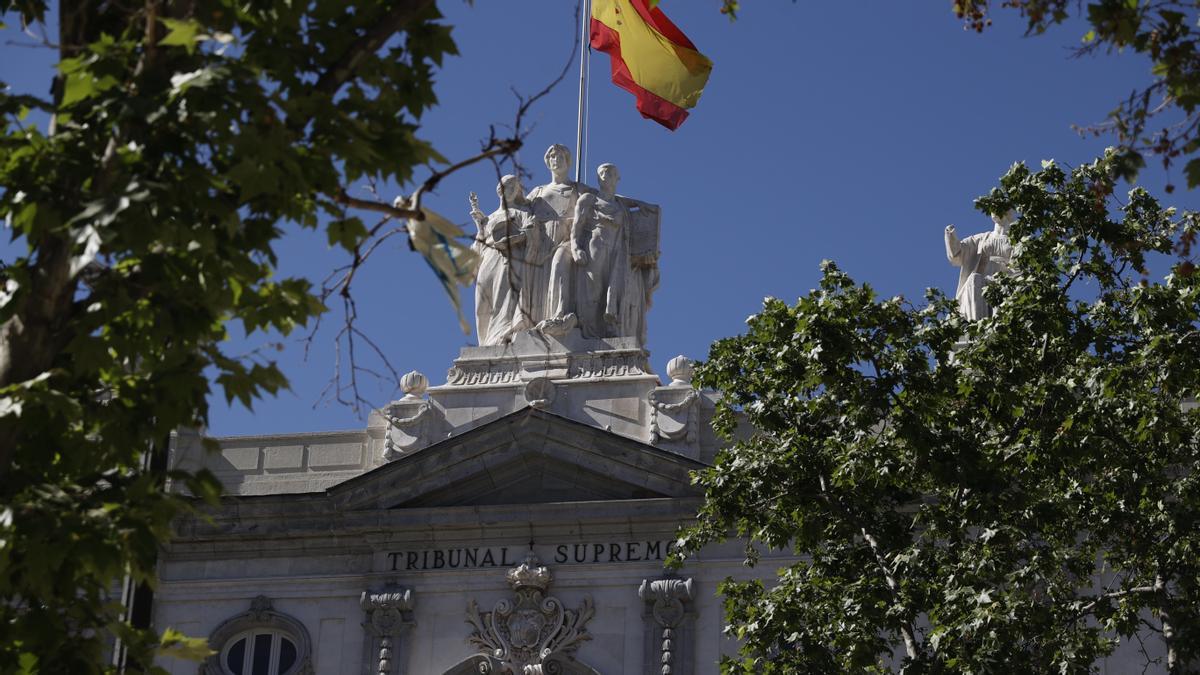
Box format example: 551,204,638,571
590,0,713,131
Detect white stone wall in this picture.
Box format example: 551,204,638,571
169,428,382,496
153,538,782,674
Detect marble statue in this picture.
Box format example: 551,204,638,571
572,163,631,337
945,210,1014,320
470,175,543,346
467,144,661,345
527,144,593,335
571,163,660,343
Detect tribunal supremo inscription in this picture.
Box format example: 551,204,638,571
386,540,671,572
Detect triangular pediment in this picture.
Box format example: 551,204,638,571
328,408,705,511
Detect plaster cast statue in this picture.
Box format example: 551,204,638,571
527,144,594,335
470,175,543,345
945,210,1015,320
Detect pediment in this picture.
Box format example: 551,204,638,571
328,408,705,511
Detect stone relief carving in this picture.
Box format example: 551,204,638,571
248,594,273,621
945,210,1014,320
567,351,648,379
384,371,432,460
446,364,521,386
639,577,696,675
650,356,698,444
523,378,556,409
361,585,415,675
470,144,660,347
462,553,596,674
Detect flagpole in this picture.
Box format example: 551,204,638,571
574,0,592,183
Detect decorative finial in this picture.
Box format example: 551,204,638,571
665,356,694,387
399,370,428,400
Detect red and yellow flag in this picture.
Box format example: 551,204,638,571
590,0,713,131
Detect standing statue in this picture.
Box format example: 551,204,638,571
572,163,630,337
470,175,543,346
527,144,594,335
621,195,660,346
945,210,1015,320
571,163,661,342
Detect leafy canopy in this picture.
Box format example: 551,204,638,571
678,152,1200,673
0,0,457,671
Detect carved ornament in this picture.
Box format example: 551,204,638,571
465,554,595,673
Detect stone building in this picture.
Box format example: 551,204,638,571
151,149,1172,674
152,151,783,674
156,335,759,675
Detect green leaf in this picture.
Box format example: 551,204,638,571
326,217,368,253
157,627,214,661
1185,158,1200,188
60,69,119,108
159,18,203,54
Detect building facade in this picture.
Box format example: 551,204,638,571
151,147,1174,674
155,321,777,674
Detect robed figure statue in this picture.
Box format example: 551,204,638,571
470,175,543,346
945,210,1014,320
571,163,660,343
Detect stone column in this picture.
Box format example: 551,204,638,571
361,585,415,675
639,576,696,675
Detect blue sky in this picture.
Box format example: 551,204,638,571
2,2,1193,436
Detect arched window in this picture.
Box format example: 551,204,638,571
220,628,299,675
204,596,313,675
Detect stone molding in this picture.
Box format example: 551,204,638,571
567,350,649,379
639,577,696,675
361,585,415,675
446,364,521,386
202,595,314,675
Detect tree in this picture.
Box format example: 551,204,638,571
677,152,1200,673
0,0,547,671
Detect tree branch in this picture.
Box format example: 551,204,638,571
313,0,438,96
860,527,920,662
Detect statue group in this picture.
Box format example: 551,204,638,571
469,144,661,346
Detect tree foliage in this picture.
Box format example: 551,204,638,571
678,153,1200,673
0,0,474,671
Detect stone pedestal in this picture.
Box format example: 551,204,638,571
370,329,671,455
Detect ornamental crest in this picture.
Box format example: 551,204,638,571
465,554,594,673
